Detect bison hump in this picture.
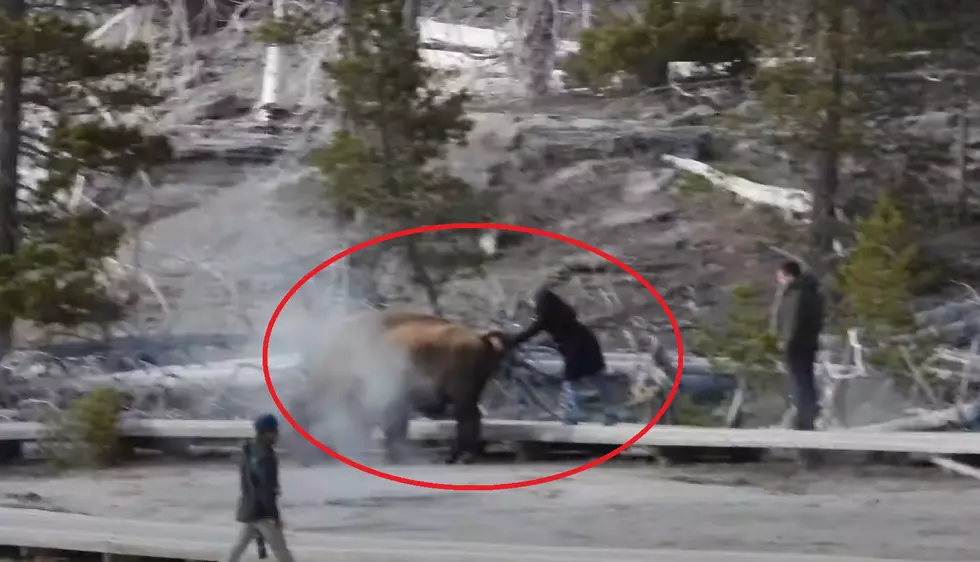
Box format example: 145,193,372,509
384,321,484,370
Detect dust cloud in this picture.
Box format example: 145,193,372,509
262,263,419,465
126,138,424,462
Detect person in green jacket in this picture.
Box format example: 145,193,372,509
775,261,825,434
224,413,296,562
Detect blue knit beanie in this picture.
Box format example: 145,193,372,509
253,413,279,433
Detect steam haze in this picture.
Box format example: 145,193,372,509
266,265,420,465
126,132,423,461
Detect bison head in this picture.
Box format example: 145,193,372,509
478,330,515,371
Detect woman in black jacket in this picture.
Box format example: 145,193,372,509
510,287,621,425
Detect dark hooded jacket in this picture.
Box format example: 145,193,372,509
235,439,281,523
512,288,606,380
776,273,825,354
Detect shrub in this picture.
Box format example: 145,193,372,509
41,387,127,469
694,283,782,394
563,0,757,89
836,197,923,370
668,393,726,426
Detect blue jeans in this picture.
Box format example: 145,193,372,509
559,370,621,425
967,407,980,431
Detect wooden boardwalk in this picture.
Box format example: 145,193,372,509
2,418,980,455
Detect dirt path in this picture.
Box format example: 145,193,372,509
1,460,978,561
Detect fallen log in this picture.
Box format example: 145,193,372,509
851,401,980,432
930,456,980,480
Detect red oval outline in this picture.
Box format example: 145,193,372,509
262,222,684,491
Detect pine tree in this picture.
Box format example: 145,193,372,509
694,284,782,393
0,4,173,352
564,0,756,89
753,0,928,258
312,0,493,314
836,197,918,367
903,0,980,221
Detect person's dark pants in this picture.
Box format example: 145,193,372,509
785,346,823,467
225,519,294,562
785,347,820,430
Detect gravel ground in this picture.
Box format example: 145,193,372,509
1,460,979,561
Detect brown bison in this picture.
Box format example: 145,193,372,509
294,310,511,465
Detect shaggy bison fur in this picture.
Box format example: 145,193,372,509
297,310,511,465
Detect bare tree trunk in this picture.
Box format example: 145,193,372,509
183,0,243,37
810,0,842,260
402,0,420,33
956,71,971,221
521,0,556,98
348,250,387,308
256,0,285,122
0,0,26,356
346,212,387,309
405,238,443,315
581,0,592,30
338,0,356,133
804,0,820,53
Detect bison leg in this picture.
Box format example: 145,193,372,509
447,401,482,465
415,389,450,420
381,400,411,465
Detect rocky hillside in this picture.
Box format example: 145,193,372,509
114,102,803,361
47,5,974,367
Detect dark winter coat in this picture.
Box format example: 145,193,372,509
235,439,281,523
776,273,825,355
512,288,606,380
